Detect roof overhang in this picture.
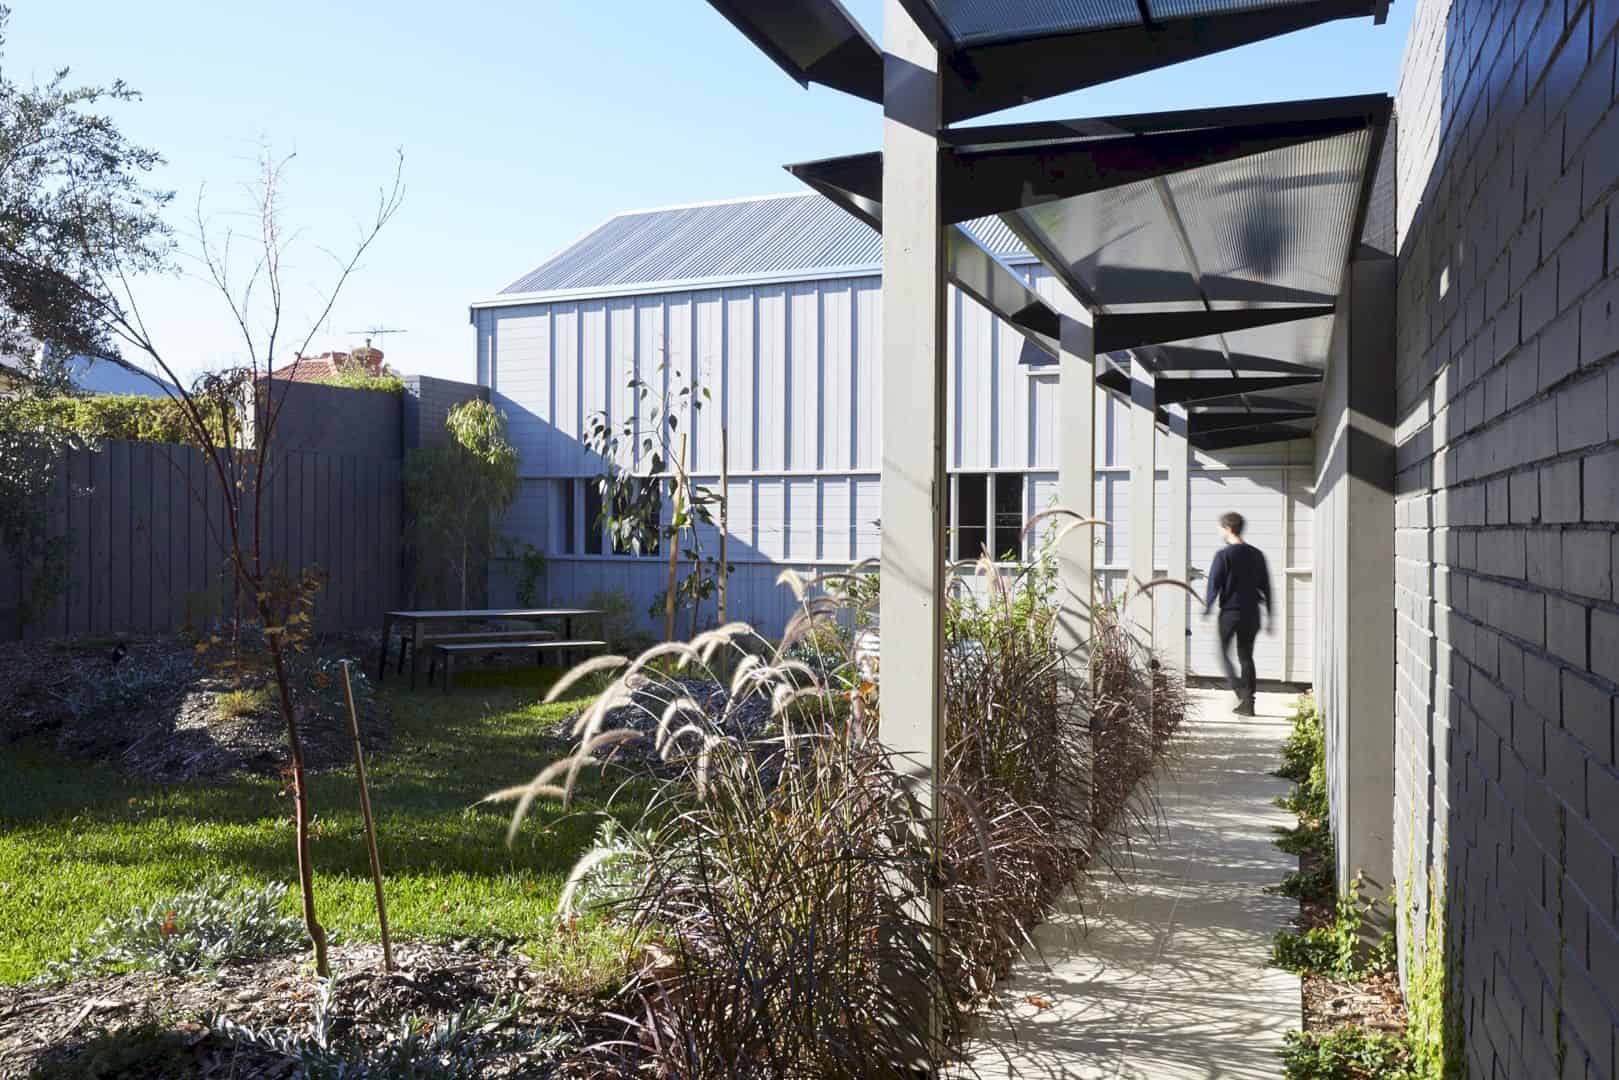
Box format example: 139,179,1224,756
786,92,1390,447
706,0,1386,122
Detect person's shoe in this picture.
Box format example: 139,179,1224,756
1233,700,1256,716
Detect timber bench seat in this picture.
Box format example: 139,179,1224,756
378,608,601,689
398,629,555,672
431,639,608,692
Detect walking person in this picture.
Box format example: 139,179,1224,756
1202,511,1272,716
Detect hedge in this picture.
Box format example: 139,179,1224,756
7,394,235,446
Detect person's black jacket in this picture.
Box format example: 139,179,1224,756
1203,542,1272,620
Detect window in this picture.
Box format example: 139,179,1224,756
950,473,1026,562
569,476,662,557
560,476,579,553
955,473,988,561
611,478,661,556
993,474,1025,562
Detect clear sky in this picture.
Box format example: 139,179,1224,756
8,1,1414,385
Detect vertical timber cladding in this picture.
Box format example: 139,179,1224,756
1394,0,1619,1075
479,226,1317,677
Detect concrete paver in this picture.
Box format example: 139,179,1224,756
966,690,1303,1079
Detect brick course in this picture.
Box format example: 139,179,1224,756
1395,0,1619,1072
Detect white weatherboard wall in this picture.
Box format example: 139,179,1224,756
477,266,1314,681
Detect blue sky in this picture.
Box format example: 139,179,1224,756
9,1,1413,384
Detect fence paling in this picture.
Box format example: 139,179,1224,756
0,439,403,639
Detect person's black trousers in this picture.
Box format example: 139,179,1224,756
1217,609,1260,706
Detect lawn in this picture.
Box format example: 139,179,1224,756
0,665,636,985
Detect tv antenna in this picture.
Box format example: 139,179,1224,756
349,327,407,349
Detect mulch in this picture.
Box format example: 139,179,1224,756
0,942,622,1079
0,634,387,782
1289,834,1409,1045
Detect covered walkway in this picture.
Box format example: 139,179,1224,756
967,689,1302,1079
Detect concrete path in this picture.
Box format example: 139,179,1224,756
965,689,1303,1079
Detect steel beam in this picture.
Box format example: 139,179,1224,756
941,114,1373,224
786,156,1061,357
787,96,1384,227
1191,423,1314,450
1148,345,1320,375
1128,357,1156,647
1182,409,1316,433
1187,391,1326,411
936,0,1379,121
704,0,884,102
1092,305,1335,352
1098,369,1321,404
877,0,944,1060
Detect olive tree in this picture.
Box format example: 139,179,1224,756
0,4,172,632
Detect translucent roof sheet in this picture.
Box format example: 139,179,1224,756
928,0,1143,43
1004,125,1374,315
785,93,1390,431
920,0,1366,45
705,0,1387,122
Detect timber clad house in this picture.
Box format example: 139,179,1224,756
470,192,1317,683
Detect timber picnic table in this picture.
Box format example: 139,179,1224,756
378,608,602,689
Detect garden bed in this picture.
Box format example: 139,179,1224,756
0,633,387,781
0,941,620,1078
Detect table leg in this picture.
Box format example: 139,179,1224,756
564,616,574,668
442,652,453,694
409,622,423,691
378,614,392,681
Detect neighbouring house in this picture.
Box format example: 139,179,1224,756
0,344,174,397
268,341,393,383
469,193,1317,682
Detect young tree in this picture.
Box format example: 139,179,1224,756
403,399,519,608
0,7,404,977
583,361,728,640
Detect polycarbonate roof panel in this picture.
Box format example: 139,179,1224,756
1002,124,1372,310
920,0,1361,45
928,0,1143,43
498,194,1035,297
1163,128,1370,305
1148,315,1337,378
1145,0,1304,20
1008,179,1202,305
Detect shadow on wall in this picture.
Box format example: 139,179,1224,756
1392,0,1619,1075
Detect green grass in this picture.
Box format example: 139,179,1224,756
0,666,639,985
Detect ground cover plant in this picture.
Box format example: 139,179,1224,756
1270,694,1414,1079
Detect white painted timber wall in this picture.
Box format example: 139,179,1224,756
475,265,1315,681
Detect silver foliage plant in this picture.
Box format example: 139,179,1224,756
47,877,305,980
209,984,570,1080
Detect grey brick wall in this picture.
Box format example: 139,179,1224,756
1395,0,1619,1075
261,380,403,459
402,375,488,452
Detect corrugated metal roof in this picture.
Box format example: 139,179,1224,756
498,193,1032,297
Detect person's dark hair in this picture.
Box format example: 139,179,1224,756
1220,511,1245,536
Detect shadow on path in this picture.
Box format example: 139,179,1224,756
966,690,1302,1080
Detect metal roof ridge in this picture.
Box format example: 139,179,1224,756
610,191,815,218
471,264,887,311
